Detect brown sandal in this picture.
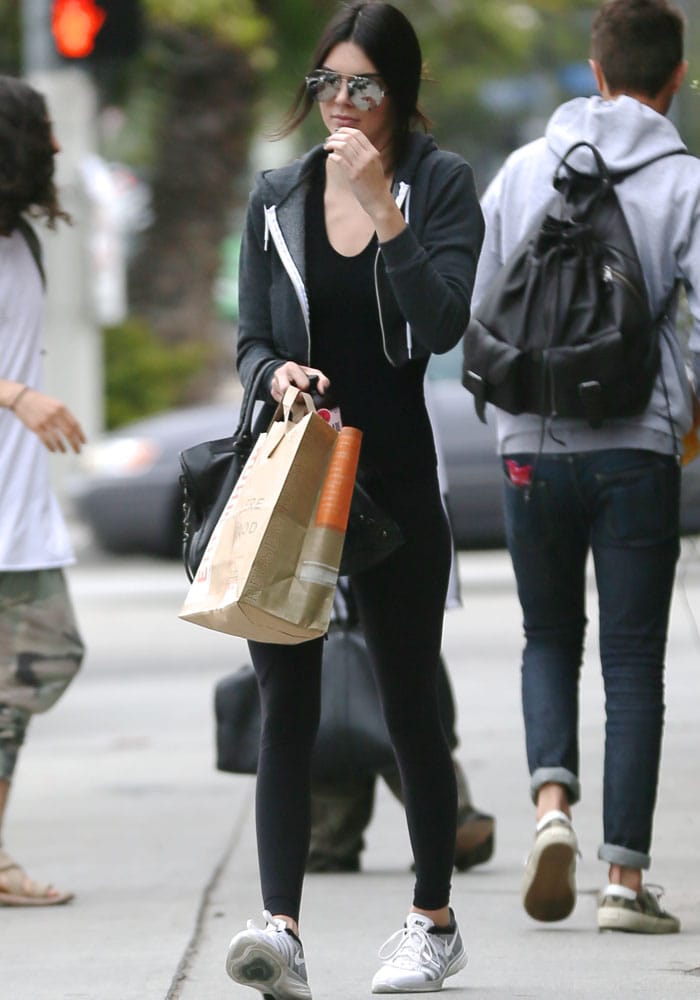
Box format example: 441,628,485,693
0,848,73,906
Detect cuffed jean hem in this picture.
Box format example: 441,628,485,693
530,767,581,805
597,843,650,870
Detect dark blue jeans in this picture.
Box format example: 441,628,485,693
502,449,680,870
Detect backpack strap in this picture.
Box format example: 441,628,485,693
554,142,690,192
16,217,46,287
610,148,690,184
553,141,613,195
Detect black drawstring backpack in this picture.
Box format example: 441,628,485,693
463,142,685,428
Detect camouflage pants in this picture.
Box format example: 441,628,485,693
0,570,84,781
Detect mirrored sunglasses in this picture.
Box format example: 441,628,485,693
305,70,385,111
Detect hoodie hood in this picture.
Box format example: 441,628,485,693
545,96,687,174
394,131,439,183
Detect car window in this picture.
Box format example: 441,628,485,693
427,343,462,381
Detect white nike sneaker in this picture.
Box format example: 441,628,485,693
371,910,467,993
225,910,312,999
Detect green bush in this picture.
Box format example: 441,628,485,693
103,316,210,429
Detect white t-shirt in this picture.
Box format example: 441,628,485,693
0,228,74,570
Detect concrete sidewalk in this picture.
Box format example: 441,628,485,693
1,544,699,999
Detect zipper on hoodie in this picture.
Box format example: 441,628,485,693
264,204,312,363
374,181,411,364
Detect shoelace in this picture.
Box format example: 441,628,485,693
640,884,669,912
602,883,670,916
378,924,443,973
262,909,288,932
244,910,302,969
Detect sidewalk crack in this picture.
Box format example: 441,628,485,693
165,786,255,998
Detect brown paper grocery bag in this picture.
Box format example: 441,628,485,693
179,386,361,644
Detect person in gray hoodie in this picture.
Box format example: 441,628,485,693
225,3,484,998
470,0,700,935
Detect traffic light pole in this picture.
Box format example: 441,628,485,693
22,0,59,73
21,0,104,496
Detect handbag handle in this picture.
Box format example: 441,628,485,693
234,361,274,443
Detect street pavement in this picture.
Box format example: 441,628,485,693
1,542,699,1000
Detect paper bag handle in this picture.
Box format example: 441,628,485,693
281,384,316,423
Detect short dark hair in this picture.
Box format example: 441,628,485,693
590,0,685,98
280,1,429,159
0,76,68,233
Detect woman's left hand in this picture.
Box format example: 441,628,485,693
270,362,330,404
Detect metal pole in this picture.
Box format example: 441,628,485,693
21,0,60,74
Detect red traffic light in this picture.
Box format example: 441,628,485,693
51,0,107,59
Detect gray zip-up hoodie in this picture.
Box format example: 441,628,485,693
237,132,484,396
473,95,700,455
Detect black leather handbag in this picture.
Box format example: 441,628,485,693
179,365,269,582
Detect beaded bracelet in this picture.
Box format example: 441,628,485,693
9,385,30,411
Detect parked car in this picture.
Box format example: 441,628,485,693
68,350,700,557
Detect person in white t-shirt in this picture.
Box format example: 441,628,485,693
0,75,86,906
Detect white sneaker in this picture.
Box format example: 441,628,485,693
225,910,312,999
522,810,578,922
371,911,467,993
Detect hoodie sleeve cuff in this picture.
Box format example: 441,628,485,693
378,225,423,271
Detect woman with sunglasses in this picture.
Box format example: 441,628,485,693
226,3,484,996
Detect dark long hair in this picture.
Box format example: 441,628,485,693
278,1,430,161
0,76,68,234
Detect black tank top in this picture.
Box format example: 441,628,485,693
305,159,436,476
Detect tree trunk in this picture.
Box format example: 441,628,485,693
128,26,257,396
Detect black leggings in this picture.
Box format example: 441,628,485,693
248,472,455,920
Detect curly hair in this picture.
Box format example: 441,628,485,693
0,76,69,234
